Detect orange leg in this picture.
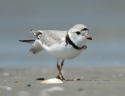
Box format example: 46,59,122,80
56,59,65,81
56,63,61,80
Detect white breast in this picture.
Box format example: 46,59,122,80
48,42,83,59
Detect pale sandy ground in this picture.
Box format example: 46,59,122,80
0,66,125,96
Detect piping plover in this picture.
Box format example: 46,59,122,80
19,24,92,80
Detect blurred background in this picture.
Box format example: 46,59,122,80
0,0,125,68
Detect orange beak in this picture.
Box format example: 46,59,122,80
85,34,92,40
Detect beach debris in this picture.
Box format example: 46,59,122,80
64,77,81,81
41,78,63,84
74,77,81,81
27,84,31,87
0,86,12,91
77,88,84,92
76,78,81,81
17,91,30,96
40,86,64,96
65,79,74,81
15,81,19,83
36,77,45,80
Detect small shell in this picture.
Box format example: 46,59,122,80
41,78,63,84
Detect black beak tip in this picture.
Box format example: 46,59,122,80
88,37,92,40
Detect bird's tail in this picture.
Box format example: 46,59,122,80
19,40,35,44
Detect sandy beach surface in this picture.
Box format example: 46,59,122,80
0,66,125,96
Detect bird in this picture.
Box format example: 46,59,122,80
19,24,92,81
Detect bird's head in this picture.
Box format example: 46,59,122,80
68,24,92,43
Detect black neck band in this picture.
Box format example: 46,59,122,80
65,34,84,50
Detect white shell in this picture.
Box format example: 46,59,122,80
41,78,63,84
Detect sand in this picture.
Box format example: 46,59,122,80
0,66,125,96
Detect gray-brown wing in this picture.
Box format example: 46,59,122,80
31,30,67,47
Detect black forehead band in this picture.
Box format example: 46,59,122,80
81,28,89,31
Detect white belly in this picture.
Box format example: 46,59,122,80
48,42,83,59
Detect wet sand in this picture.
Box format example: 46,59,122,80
0,66,125,96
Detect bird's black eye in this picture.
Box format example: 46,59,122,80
76,31,80,35
82,28,89,31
